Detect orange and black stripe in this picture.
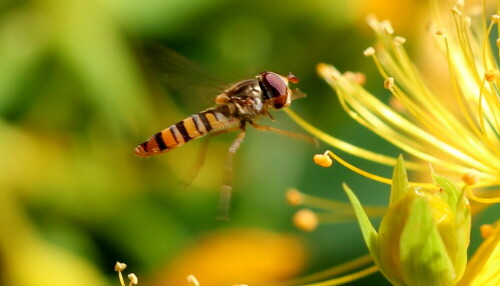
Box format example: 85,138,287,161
135,104,238,157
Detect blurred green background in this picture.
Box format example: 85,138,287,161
1,0,495,285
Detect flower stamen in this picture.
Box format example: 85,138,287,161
280,255,375,286
452,7,479,80
293,209,318,231
383,77,394,89
465,186,500,204
115,262,127,286
394,36,406,45
127,274,138,286
321,150,437,189
363,47,375,57
286,188,304,206
286,188,387,218
480,224,494,239
325,150,392,185
314,151,333,167
187,275,200,286
300,265,379,286
285,108,427,172
462,170,480,186
438,31,494,159
343,71,366,85
484,69,498,82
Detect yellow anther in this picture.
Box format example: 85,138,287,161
314,153,333,167
187,275,200,286
484,69,498,82
451,6,461,16
128,273,138,285
365,14,377,27
464,16,471,27
389,96,406,113
343,71,366,85
293,209,318,231
363,47,376,57
286,188,304,206
384,77,395,90
462,170,480,185
115,262,127,272
394,36,406,44
381,20,394,35
480,224,493,239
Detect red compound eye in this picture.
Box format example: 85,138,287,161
262,72,288,98
259,71,295,109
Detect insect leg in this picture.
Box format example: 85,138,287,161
265,110,275,121
182,136,211,189
249,122,318,146
183,127,242,188
216,128,246,220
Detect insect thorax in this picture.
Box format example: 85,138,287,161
225,79,266,120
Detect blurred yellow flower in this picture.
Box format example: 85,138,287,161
150,228,305,286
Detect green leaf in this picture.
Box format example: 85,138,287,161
390,155,409,206
399,197,456,286
343,184,380,264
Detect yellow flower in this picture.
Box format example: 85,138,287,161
457,220,500,286
284,0,500,285
286,0,500,204
287,156,477,286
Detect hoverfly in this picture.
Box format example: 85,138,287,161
135,51,312,219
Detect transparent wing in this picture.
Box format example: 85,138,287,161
137,43,228,111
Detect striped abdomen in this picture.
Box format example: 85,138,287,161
135,104,239,157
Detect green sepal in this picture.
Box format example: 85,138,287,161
431,169,459,212
342,184,386,279
431,171,471,282
390,155,409,206
399,197,456,286
375,155,410,285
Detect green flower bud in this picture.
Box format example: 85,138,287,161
345,156,471,286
